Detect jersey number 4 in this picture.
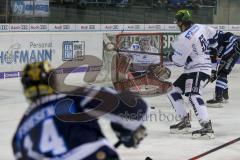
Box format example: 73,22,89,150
24,119,67,158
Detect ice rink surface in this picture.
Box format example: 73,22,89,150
0,66,240,160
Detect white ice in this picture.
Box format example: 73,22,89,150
1,66,240,160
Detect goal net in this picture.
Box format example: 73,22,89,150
96,32,171,96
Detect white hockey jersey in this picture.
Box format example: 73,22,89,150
171,24,218,75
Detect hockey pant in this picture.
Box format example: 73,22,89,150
167,72,210,123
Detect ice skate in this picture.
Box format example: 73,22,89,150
192,121,215,139
170,114,191,134
206,95,224,108
222,89,229,103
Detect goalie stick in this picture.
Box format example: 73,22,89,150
118,49,160,56
127,72,141,92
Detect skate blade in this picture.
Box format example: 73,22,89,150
207,103,224,108
170,127,191,134
192,133,215,139
223,99,229,104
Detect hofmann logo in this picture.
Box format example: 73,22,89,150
0,43,53,64
62,41,85,61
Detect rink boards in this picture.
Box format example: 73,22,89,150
0,24,240,79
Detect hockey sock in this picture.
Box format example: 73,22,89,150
215,77,228,98
189,94,209,123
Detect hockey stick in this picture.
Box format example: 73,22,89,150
144,137,240,160
203,74,219,88
188,137,240,160
114,140,122,148
118,49,160,56
203,60,226,88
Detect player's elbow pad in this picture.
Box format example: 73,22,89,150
174,62,184,67
170,51,185,67
172,57,184,67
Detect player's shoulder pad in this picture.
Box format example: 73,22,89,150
183,24,201,40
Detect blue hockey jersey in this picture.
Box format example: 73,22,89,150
210,31,239,58
12,86,148,160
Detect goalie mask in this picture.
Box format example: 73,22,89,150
21,61,54,101
139,36,151,51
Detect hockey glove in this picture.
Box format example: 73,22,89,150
209,70,217,82
209,48,218,63
111,122,147,148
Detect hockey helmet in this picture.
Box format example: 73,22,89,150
21,61,54,101
175,9,192,23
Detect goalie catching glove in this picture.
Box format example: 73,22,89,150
148,64,171,80
111,122,147,148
